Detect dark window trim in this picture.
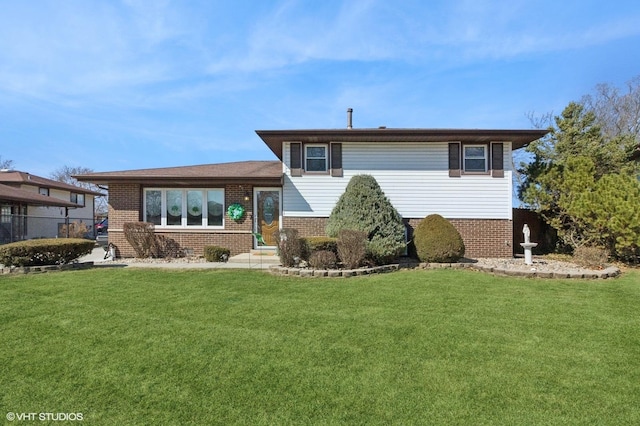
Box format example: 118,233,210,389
450,142,505,177
289,141,343,177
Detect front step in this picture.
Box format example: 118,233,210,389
250,248,278,256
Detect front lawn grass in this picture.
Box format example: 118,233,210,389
1,268,639,425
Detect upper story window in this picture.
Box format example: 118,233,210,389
144,188,224,228
39,187,49,196
305,144,328,172
70,192,85,206
463,145,488,172
289,142,342,177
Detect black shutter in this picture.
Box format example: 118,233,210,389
448,142,461,177
290,142,302,176
330,143,343,177
491,143,504,178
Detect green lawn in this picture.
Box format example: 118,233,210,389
1,268,639,425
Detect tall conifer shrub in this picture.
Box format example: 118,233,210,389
326,175,406,264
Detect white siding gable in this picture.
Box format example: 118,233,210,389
282,141,514,220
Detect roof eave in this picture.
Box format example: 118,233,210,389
75,175,284,186
255,128,549,159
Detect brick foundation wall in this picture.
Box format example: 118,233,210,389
282,217,328,237
283,216,513,259
406,218,513,258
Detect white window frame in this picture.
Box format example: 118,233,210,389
463,144,488,173
305,144,328,172
143,188,225,229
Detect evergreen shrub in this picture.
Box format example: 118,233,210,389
414,214,465,263
326,174,406,265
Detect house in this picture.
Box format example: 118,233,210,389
76,115,547,259
0,170,102,243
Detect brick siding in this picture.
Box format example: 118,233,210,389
406,217,513,258
108,182,512,259
108,183,254,257
284,216,512,258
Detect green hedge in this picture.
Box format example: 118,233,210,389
0,238,95,267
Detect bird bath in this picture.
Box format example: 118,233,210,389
520,224,538,265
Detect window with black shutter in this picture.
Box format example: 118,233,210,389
448,142,461,177
491,142,504,178
290,142,302,176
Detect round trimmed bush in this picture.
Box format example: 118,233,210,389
414,214,465,263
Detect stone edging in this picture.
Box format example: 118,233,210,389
270,262,621,279
1,262,94,275
269,264,399,277
418,262,621,279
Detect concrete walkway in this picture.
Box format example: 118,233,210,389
80,247,280,270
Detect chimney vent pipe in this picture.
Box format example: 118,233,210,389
347,108,353,129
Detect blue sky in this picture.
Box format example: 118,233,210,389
1,0,640,178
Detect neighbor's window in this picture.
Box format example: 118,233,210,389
463,145,488,172
70,193,85,206
144,188,224,228
305,144,328,172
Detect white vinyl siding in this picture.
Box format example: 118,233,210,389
283,141,513,220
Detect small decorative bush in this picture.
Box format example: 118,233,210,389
0,238,95,267
309,250,337,269
123,222,157,258
572,245,608,269
274,228,304,267
414,214,465,263
337,229,367,269
204,245,231,262
154,235,184,259
59,221,89,239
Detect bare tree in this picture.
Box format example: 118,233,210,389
0,156,15,170
50,165,108,215
581,75,640,141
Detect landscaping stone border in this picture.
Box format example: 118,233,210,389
269,264,399,277
417,262,621,279
269,260,621,279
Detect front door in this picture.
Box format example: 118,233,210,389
254,189,281,247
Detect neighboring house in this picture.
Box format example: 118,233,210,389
0,170,102,243
77,121,547,259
